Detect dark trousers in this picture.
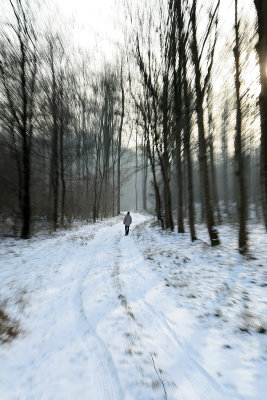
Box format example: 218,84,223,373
125,226,130,235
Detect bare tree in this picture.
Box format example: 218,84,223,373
221,98,229,215
234,0,248,253
169,0,185,233
134,24,174,230
182,34,197,241
254,0,267,230
0,0,37,238
142,135,148,211
207,85,221,224
117,64,125,215
133,88,163,223
190,0,220,246
47,39,60,230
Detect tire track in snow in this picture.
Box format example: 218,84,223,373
112,226,175,399
0,220,124,400
111,233,148,372
86,215,169,399
77,225,124,400
115,219,240,400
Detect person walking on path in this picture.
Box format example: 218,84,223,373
123,212,132,236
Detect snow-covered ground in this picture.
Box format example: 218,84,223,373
0,213,266,400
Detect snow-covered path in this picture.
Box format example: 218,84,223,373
0,214,266,399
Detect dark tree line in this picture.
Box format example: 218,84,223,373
126,0,220,245
0,0,126,238
125,0,265,252
254,0,267,231
0,0,266,255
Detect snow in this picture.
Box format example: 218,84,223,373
0,213,267,400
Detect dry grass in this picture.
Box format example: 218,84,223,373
0,305,21,344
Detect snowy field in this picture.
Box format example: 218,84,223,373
0,213,266,400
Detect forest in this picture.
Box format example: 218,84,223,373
1,2,267,399
0,0,266,255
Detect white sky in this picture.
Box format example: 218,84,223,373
0,0,123,62
49,0,123,61
0,0,256,61
0,0,259,95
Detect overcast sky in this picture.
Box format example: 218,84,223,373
0,0,258,83
50,0,123,60
0,0,122,61
0,0,256,54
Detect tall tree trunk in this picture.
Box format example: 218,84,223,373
150,145,162,224
234,0,248,253
191,0,220,246
135,127,138,210
172,0,184,233
182,53,197,241
103,94,109,218
209,136,221,224
184,136,197,241
112,136,115,216
142,138,148,211
52,124,59,230
183,153,187,219
11,126,23,225
146,124,162,224
254,0,267,230
199,168,206,222
197,103,219,245
162,75,174,231
59,116,65,227
20,50,31,239
221,100,229,215
21,135,31,238
207,95,221,224
117,66,124,215
152,174,162,225
50,43,59,231
20,26,32,239
175,118,184,232
93,143,100,222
